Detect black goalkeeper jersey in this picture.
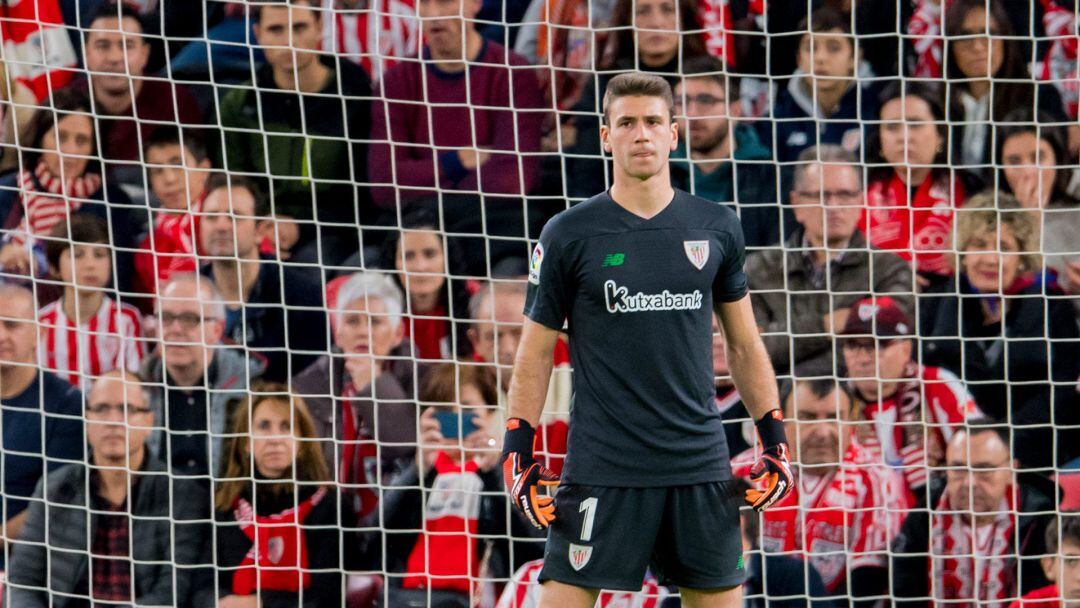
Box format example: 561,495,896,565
525,189,749,487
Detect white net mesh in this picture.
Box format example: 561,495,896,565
0,0,1076,606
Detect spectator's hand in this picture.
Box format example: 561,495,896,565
457,149,490,170
1012,172,1050,210
344,355,380,394
464,413,500,472
823,308,850,334
0,243,31,275
502,418,559,529
1063,260,1080,294
257,215,300,260
417,407,448,475
218,595,260,608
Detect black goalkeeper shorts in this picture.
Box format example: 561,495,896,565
538,481,746,591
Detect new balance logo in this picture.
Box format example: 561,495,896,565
604,280,703,314
601,253,625,267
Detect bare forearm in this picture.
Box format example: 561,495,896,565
507,353,553,426
727,338,780,420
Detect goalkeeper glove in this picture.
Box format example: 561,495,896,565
502,418,560,529
745,408,794,512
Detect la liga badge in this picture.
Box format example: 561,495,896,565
684,240,709,270
529,242,544,285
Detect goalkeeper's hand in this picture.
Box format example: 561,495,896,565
502,417,560,529
745,408,794,512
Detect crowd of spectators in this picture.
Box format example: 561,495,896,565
0,0,1079,606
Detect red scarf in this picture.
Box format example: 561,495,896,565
13,161,101,245
908,0,944,78
861,171,964,276
339,378,379,518
734,441,910,591
1040,0,1079,119
403,452,483,595
231,486,328,595
405,303,449,360
931,486,1017,607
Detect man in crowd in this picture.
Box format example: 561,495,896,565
78,2,202,183
199,173,327,383
140,273,264,478
219,0,372,263
892,421,1055,607
293,271,415,518
733,377,909,598
670,56,786,248
840,296,982,500
369,0,544,207
746,145,912,376
1009,512,1080,608
7,370,210,607
0,283,83,563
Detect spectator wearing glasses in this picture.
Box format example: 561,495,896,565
839,296,982,501
746,145,912,376
7,370,210,607
892,421,1055,608
670,56,787,249
0,283,83,566
919,193,1080,470
140,273,265,478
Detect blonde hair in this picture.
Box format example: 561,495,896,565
955,192,1041,274
214,382,329,511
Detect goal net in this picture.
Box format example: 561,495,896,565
0,0,1076,606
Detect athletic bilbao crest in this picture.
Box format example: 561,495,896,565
569,543,592,571
684,240,709,270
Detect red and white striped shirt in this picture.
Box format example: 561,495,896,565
321,0,419,82
495,559,670,608
38,297,145,388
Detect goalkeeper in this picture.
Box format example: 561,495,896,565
502,72,792,608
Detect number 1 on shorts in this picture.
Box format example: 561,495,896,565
579,497,598,542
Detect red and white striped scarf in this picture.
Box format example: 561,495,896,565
14,161,101,244
1040,0,1080,119
931,486,1017,608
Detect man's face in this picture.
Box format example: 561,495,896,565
675,77,732,155
146,144,211,211
418,0,481,59
468,286,526,380
786,384,849,469
84,16,149,98
85,376,153,463
158,280,223,372
334,296,403,358
601,95,678,181
200,187,259,259
790,163,863,247
797,27,855,94
57,243,112,291
944,430,1013,515
255,5,323,75
0,292,37,366
842,338,913,398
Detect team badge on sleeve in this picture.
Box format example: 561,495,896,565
529,242,544,285
568,543,593,571
683,240,709,270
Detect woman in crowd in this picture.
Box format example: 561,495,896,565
563,0,708,198
863,81,966,288
382,363,544,608
381,208,472,361
919,193,1080,470
0,87,141,292
214,385,367,607
944,0,1069,180
995,109,1080,294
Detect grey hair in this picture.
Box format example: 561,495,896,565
0,282,35,314
468,279,528,320
793,144,864,192
336,272,404,329
160,272,226,320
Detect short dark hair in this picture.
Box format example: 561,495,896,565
45,215,111,273
252,0,322,24
602,73,675,126
88,2,147,35
679,56,739,101
203,173,268,217
956,417,1012,451
780,377,850,417
144,126,210,163
1046,511,1080,554
797,6,852,36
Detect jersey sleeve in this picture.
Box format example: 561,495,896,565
524,220,572,330
712,224,749,303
